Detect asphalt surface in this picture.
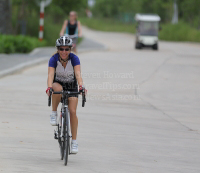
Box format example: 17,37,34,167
0,26,200,173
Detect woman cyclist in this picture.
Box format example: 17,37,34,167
60,11,82,53
46,35,85,154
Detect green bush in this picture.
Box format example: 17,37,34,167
0,35,46,54
14,36,32,53
4,42,15,54
1,35,16,53
0,41,3,53
159,22,200,42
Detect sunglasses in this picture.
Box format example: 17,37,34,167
59,48,70,51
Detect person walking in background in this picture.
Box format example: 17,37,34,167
85,8,92,18
60,11,82,53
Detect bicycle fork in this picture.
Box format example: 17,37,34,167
54,106,64,140
54,105,72,153
60,106,65,140
64,105,73,154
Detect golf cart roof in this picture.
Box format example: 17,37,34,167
135,14,161,22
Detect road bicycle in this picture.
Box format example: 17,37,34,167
48,88,86,166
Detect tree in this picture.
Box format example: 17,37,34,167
91,0,173,22
179,0,200,28
0,0,12,34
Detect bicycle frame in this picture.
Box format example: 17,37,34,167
48,89,86,165
56,91,79,155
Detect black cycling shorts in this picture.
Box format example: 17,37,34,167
53,80,78,98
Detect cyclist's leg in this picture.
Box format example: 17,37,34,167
73,47,77,53
68,97,78,140
52,82,63,111
72,38,77,53
72,43,77,53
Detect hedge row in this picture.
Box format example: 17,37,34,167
0,35,46,54
159,22,200,42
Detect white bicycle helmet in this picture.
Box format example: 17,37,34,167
56,35,73,47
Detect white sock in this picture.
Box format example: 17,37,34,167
72,140,77,144
52,111,57,115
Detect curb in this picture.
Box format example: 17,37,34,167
29,47,44,56
0,57,49,79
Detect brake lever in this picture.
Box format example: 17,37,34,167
48,88,53,107
82,89,86,107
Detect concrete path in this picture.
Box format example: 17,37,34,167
0,26,200,173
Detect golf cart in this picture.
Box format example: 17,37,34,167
135,14,161,50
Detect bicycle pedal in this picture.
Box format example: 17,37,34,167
54,130,58,139
54,133,58,139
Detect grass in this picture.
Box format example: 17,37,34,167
80,17,200,42
79,17,136,33
159,22,200,42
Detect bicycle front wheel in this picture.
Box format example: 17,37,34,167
63,109,70,166
64,129,69,165
58,124,64,160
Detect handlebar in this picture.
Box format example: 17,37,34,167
53,91,80,95
64,34,78,39
48,89,86,107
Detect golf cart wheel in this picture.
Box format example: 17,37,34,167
135,42,142,49
152,43,158,50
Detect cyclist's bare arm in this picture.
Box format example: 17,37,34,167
60,20,68,36
77,21,82,37
47,67,55,88
74,65,83,86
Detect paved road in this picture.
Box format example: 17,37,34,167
0,27,200,173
